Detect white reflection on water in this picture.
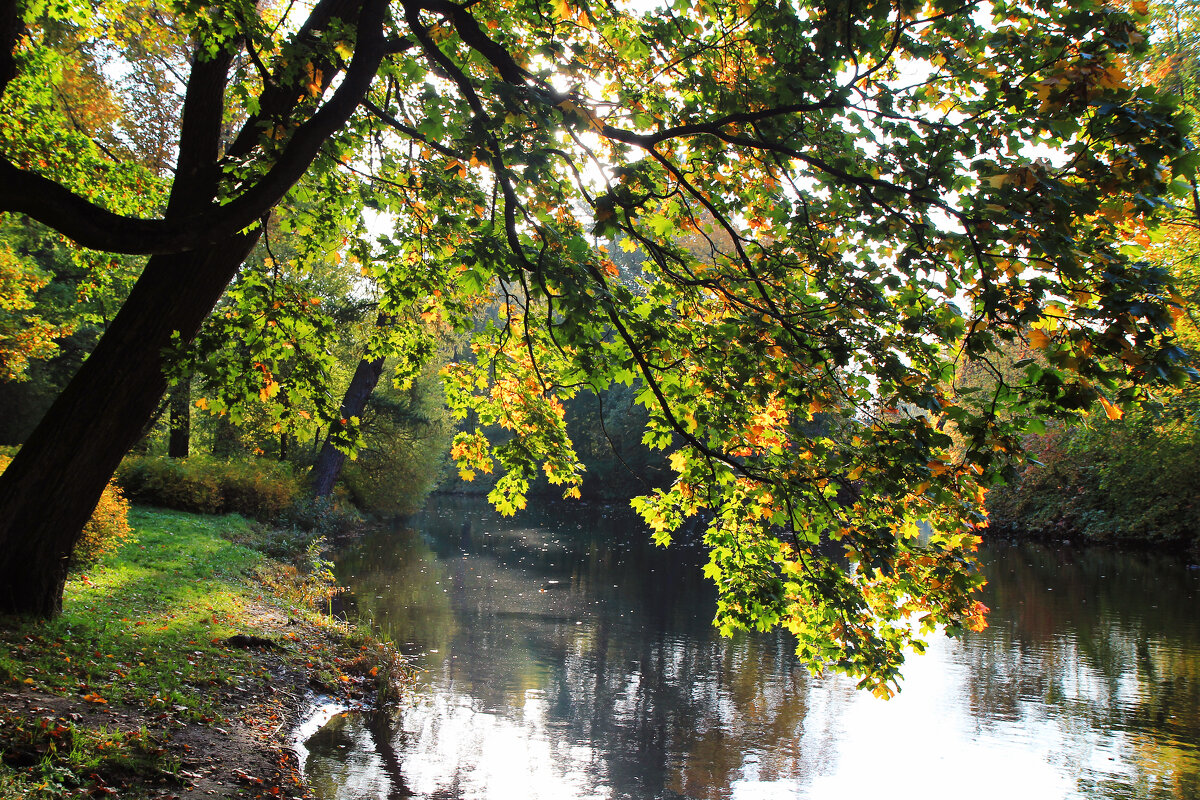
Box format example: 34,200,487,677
303,500,1200,800
403,690,610,799
793,640,1073,800
306,633,1182,799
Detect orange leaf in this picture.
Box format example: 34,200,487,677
1098,395,1123,421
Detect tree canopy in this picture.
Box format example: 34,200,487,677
0,0,1192,693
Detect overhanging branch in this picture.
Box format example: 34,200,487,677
0,0,389,255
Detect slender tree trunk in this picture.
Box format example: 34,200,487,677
0,233,259,615
168,379,191,458
278,386,291,461
309,354,386,497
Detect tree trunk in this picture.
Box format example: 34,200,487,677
0,232,259,616
0,0,385,617
168,379,191,458
309,354,386,497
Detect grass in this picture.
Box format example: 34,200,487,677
0,506,407,799
0,714,176,798
1,509,271,720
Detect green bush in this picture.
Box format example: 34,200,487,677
987,414,1200,547
115,456,300,522
280,495,363,539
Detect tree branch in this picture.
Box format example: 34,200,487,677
0,0,389,255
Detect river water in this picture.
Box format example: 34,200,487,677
300,495,1200,800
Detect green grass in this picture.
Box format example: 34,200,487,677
0,508,272,720
0,506,407,798
0,714,176,798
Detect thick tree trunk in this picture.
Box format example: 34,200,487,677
0,0,384,617
309,354,386,497
0,233,259,616
168,379,191,458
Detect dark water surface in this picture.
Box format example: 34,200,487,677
300,496,1200,800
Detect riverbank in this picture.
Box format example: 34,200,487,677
983,514,1200,561
0,507,406,799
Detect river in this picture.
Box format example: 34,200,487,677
299,495,1200,800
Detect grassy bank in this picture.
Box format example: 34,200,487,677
0,507,404,799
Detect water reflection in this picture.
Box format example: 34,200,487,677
303,497,1200,800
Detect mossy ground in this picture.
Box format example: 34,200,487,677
0,507,405,799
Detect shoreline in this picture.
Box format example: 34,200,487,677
983,518,1200,561
0,506,407,800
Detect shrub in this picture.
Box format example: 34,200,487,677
76,484,133,564
115,456,300,522
116,456,221,513
0,453,131,567
987,413,1200,547
279,494,363,540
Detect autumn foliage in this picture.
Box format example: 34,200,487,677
0,241,72,382
0,0,1193,689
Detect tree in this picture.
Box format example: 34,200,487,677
979,0,1200,548
0,0,1191,692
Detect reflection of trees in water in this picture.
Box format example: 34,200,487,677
319,503,1200,800
961,543,1200,798
323,497,828,799
304,714,395,799
548,620,818,799
334,525,457,655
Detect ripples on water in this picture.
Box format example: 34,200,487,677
300,496,1200,800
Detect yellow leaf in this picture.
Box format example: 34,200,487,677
1027,328,1052,349
1098,395,1123,421
1031,314,1059,332
196,397,209,411
304,63,323,97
